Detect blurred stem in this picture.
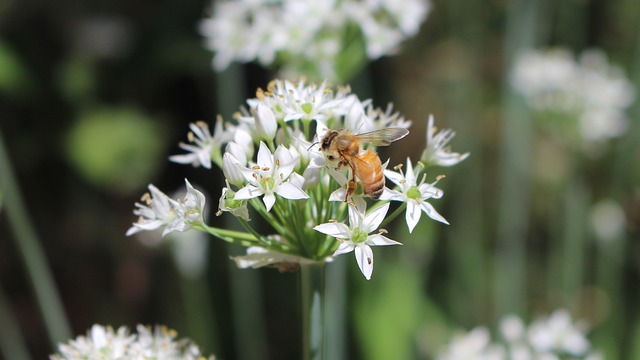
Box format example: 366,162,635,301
300,263,325,360
215,63,268,360
494,0,539,317
0,126,72,347
560,178,588,301
0,286,30,360
180,274,219,356
324,257,346,360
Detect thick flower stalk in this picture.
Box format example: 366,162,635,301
127,79,467,280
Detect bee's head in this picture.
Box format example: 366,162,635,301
320,130,339,151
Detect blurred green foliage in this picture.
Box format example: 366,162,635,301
65,107,166,194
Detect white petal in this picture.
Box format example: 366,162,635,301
226,141,248,163
276,182,309,200
383,169,405,187
222,152,246,186
263,192,276,211
333,241,356,256
348,203,365,229
419,183,443,199
420,202,449,224
255,103,277,139
362,203,390,233
404,158,415,180
235,185,262,200
406,201,422,233
314,223,350,238
366,234,402,247
354,244,374,280
378,187,403,201
256,142,274,168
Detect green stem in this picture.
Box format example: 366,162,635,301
379,202,406,229
0,286,30,360
0,126,72,347
300,263,326,360
199,223,260,246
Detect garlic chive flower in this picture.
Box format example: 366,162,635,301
234,142,308,212
314,203,401,280
126,179,206,237
50,324,215,360
200,0,431,80
131,79,466,278
421,115,469,167
511,48,635,149
437,309,601,360
382,158,448,233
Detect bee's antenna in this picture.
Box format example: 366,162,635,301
307,141,319,151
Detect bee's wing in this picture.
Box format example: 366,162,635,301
355,128,409,146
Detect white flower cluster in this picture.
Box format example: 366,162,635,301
200,0,430,79
511,48,635,145
437,310,602,360
50,324,215,360
128,79,467,280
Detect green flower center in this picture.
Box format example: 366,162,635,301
301,103,313,114
351,227,368,243
406,186,421,200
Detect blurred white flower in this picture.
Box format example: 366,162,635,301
314,203,401,280
50,324,214,360
437,327,505,360
527,310,590,356
512,48,635,147
169,121,217,169
200,0,431,80
590,198,626,244
438,310,600,360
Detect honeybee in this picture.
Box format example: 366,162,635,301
319,128,409,200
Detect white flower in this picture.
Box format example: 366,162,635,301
232,245,319,270
234,142,308,211
254,102,278,140
437,327,505,360
421,115,469,167
382,158,448,232
217,182,250,221
200,1,431,79
527,310,591,356
126,184,180,237
127,179,206,237
314,203,401,280
511,48,636,147
50,324,214,360
222,143,248,187
169,119,232,169
177,179,207,226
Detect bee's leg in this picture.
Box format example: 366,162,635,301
346,163,357,202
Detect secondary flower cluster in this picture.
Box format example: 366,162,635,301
437,310,601,360
511,48,635,147
199,0,430,80
50,324,215,360
127,79,467,280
